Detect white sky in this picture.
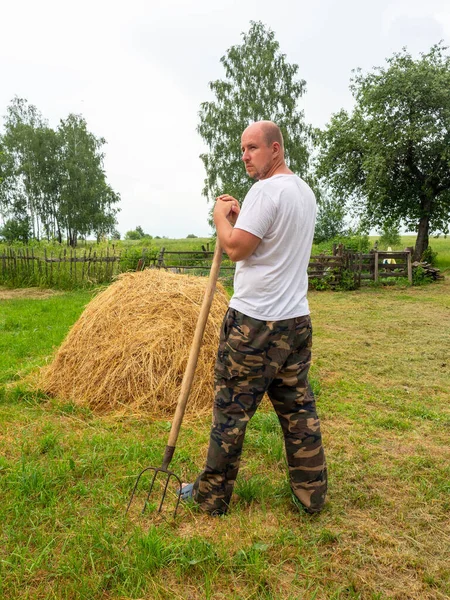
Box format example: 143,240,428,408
1,0,449,238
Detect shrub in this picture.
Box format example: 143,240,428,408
340,234,370,253
337,269,358,291
412,265,433,286
119,247,146,271
314,234,370,255
308,269,357,292
125,226,152,241
420,246,438,265
309,277,331,291
0,216,32,244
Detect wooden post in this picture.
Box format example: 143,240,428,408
31,247,35,282
374,251,379,282
407,250,412,284
63,248,67,285
25,247,29,280
12,248,17,283
88,250,98,281
37,249,42,280
57,249,62,286
157,247,166,268
359,252,362,287
105,247,109,281
81,249,87,281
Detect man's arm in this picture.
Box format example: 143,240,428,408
213,196,261,262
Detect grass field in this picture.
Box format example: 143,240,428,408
0,265,449,598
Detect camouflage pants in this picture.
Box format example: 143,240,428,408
193,308,327,515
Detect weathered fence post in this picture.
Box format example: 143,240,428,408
374,251,379,282
57,249,62,286
407,250,412,284
31,247,36,282
157,247,166,268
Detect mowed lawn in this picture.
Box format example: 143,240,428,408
0,276,449,599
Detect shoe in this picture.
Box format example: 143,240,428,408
179,483,195,501
178,484,226,516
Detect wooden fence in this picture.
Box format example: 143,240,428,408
349,249,412,286
0,244,413,289
155,245,413,288
0,247,124,288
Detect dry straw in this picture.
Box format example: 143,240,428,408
40,269,229,416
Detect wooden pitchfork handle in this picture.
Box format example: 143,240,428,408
160,242,223,469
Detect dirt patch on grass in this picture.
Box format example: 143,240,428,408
0,287,63,300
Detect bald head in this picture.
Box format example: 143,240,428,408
241,120,290,180
243,121,284,151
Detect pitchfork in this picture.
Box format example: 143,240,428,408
126,243,223,518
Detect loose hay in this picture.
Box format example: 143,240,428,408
40,269,229,416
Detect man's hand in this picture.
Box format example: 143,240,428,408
214,194,240,226
213,193,260,262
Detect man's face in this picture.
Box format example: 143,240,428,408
241,126,274,181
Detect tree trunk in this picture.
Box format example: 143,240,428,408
414,213,429,261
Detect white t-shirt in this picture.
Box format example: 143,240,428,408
229,174,316,321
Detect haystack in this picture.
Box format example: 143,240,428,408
40,270,229,416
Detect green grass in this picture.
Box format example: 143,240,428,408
0,274,449,598
0,290,94,384
0,237,214,255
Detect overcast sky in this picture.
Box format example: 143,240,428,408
1,0,449,238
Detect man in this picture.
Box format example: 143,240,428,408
181,120,327,515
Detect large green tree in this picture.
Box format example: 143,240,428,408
313,188,348,243
0,99,120,246
317,43,450,261
57,114,120,247
0,98,47,240
198,21,311,224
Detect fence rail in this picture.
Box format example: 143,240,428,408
0,244,413,290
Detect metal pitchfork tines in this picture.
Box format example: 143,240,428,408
126,243,223,518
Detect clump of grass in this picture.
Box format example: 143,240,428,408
235,474,276,504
